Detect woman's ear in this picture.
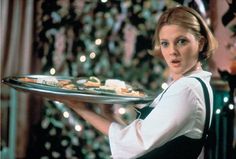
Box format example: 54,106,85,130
199,37,206,52
148,46,164,59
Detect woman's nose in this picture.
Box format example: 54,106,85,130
169,44,178,55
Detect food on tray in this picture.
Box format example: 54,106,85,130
17,76,146,97
36,77,58,86
104,79,145,97
18,77,37,83
83,76,101,87
105,79,126,89
18,76,77,90
58,80,77,90
80,77,146,97
100,79,126,92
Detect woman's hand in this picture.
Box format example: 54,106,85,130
45,96,89,112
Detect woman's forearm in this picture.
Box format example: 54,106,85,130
72,106,112,135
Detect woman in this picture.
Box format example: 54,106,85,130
55,6,218,159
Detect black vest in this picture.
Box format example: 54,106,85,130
136,77,211,159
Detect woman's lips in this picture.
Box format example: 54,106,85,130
170,59,181,67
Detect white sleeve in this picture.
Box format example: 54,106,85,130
108,82,197,159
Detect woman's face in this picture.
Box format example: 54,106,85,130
159,24,203,80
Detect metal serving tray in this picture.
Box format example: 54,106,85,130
2,75,154,104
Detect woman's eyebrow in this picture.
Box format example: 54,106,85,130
176,35,187,39
160,38,168,41
173,36,189,42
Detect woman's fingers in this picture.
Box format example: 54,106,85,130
44,96,88,110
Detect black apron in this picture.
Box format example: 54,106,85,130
136,77,211,159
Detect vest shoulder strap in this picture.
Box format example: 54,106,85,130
191,77,211,139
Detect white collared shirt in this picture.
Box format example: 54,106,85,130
108,70,213,159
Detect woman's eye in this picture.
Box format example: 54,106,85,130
177,39,187,46
160,41,168,48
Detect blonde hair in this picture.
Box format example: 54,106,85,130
152,6,218,61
